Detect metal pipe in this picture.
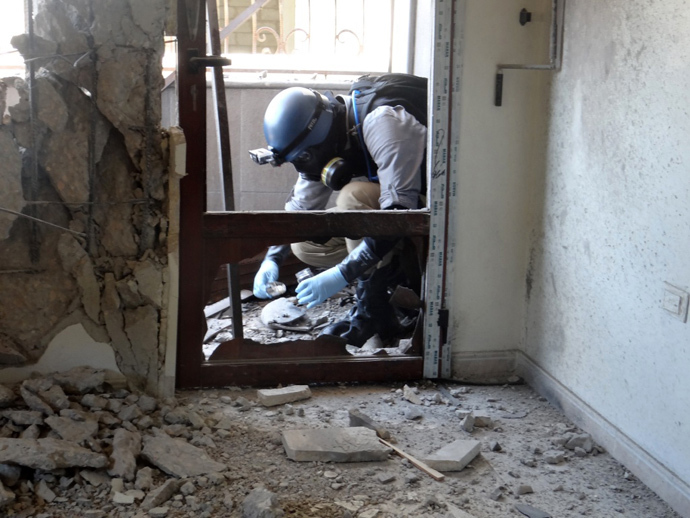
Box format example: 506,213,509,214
494,0,565,106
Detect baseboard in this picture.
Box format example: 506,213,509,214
449,349,518,383
517,353,690,518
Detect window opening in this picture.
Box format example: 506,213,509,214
164,0,415,81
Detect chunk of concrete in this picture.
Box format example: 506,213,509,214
0,438,107,470
257,385,312,407
421,439,481,472
108,428,141,481
282,427,390,463
45,416,99,443
141,432,226,477
140,479,183,511
52,367,106,394
348,408,391,440
402,385,422,405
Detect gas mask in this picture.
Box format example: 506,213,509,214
290,109,367,190
292,145,361,191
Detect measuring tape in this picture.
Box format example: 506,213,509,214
424,0,464,379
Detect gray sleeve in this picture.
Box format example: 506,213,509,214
285,174,333,211
362,105,427,210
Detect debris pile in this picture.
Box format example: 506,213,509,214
0,367,236,517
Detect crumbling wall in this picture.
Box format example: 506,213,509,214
0,0,171,395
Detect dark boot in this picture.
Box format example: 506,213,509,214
319,316,351,338
339,262,413,347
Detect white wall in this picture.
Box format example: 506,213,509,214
448,0,551,376
522,1,690,514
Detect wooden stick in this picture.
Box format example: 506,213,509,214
379,438,445,481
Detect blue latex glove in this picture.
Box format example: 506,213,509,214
295,266,348,309
253,260,279,299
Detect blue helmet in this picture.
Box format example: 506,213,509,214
263,87,335,163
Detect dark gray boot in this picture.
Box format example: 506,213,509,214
340,262,413,347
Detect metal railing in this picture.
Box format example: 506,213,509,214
213,0,398,77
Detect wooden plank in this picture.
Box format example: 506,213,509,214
191,356,424,388
203,210,430,240
380,439,446,481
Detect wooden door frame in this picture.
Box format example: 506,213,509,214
175,0,430,388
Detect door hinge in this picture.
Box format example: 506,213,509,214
437,309,449,332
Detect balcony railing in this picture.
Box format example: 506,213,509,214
165,0,412,81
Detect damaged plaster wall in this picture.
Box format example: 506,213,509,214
0,0,174,396
522,1,690,515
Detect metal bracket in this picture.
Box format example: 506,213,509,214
187,48,231,74
519,8,532,26
495,0,565,106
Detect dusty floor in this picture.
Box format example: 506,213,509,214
0,372,678,518
18,381,681,518
9,294,678,517
187,293,682,518
173,382,681,518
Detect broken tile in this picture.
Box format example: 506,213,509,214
257,385,312,407
282,427,390,463
421,439,481,472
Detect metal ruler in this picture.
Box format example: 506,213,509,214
424,0,465,379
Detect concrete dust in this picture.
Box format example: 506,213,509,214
0,377,681,518
170,382,679,518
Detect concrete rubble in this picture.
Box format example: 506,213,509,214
0,367,234,515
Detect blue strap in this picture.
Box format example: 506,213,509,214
352,90,377,182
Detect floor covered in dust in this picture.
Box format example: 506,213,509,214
4,380,681,518
187,293,683,517
170,382,678,518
